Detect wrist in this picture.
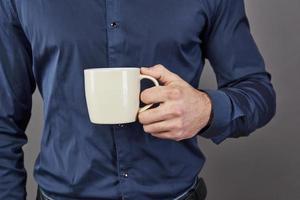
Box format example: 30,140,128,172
201,91,213,128
195,88,213,134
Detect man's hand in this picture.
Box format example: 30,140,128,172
138,64,212,141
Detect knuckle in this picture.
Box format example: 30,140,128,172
138,113,146,123
143,125,150,133
164,111,174,119
172,129,183,140
174,107,183,116
176,130,184,138
171,105,183,117
174,134,183,141
155,64,165,70
168,87,182,100
172,121,182,130
140,90,150,103
177,120,184,129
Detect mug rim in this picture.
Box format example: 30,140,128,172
84,67,140,72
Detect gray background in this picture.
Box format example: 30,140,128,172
24,0,300,199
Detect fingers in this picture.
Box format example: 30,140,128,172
140,86,168,104
139,64,199,142
141,64,181,85
141,84,184,104
138,103,182,125
149,131,188,141
144,120,186,141
148,131,175,140
142,117,184,135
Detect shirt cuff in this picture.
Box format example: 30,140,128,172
197,88,232,140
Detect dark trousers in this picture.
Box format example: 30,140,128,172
36,178,207,200
180,177,207,200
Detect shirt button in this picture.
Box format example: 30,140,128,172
110,21,118,28
118,124,125,128
121,172,128,178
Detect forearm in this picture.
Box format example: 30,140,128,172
199,71,276,144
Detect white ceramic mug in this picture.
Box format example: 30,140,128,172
84,67,159,124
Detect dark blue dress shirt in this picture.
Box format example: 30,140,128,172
0,0,276,199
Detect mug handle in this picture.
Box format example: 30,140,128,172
138,74,160,113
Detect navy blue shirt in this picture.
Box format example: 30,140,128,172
0,0,276,199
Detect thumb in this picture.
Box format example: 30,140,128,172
141,64,180,85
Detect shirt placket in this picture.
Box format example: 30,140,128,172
113,124,133,200
106,0,123,67
105,0,132,199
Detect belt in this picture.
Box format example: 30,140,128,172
37,178,207,200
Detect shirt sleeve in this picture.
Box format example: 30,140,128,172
198,0,276,144
0,1,35,199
